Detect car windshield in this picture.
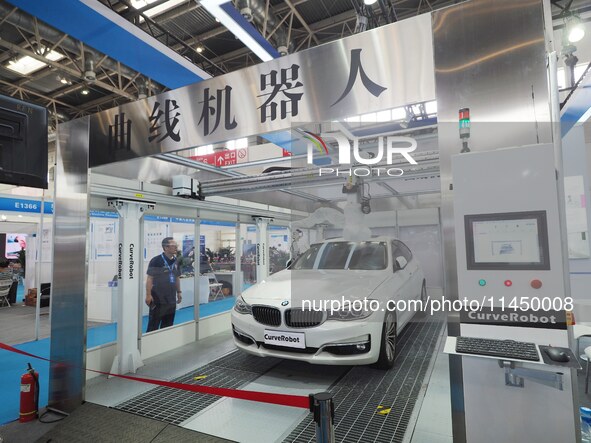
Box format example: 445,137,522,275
291,241,387,270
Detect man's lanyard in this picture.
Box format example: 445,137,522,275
161,253,176,284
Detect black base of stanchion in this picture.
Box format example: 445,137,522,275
38,407,69,424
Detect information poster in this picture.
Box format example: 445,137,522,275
5,233,26,259
565,175,590,259
94,220,117,260
144,220,168,260
41,227,52,261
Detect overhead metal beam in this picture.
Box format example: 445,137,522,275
4,0,209,88
0,39,137,100
0,77,84,112
283,0,320,45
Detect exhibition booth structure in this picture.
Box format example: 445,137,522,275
0,0,578,441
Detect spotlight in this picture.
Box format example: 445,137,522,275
81,88,90,95
364,0,378,5
240,6,253,21
567,15,585,43
196,46,204,53
57,75,71,85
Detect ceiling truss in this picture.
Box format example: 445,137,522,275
0,0,585,132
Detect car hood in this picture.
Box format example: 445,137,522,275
241,269,388,305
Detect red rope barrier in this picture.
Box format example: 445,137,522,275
0,342,310,409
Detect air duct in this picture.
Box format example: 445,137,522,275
84,52,97,83
137,78,148,99
236,0,294,56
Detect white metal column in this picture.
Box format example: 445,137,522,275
109,198,154,375
254,217,271,282
235,220,242,296
194,211,200,339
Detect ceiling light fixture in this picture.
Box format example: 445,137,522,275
6,48,65,76
196,46,204,53
364,0,378,5
131,0,185,21
81,88,90,95
57,74,71,85
201,0,276,61
567,15,585,43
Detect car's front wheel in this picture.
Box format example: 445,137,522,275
375,311,397,369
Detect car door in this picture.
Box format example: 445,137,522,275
391,240,412,326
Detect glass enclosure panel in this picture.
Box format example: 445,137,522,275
87,211,119,347
170,218,196,325
269,225,290,275
141,215,195,334
240,223,257,290
199,220,237,319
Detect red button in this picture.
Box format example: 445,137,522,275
531,279,542,289
504,280,512,287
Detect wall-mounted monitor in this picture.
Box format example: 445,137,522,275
465,211,550,270
5,233,27,259
0,94,48,189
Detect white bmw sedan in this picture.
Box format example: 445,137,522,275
231,237,426,369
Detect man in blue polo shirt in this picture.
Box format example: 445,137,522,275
145,237,182,332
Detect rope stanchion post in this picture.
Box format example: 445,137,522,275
309,392,335,443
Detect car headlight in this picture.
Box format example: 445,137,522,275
326,300,375,321
234,296,252,315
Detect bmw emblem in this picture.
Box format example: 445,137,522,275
281,300,289,306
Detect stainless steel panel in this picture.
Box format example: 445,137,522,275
49,117,90,412
89,13,435,167
433,1,554,442
434,0,552,302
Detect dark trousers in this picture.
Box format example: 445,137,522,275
8,282,17,304
146,303,176,332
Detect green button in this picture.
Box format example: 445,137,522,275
478,279,486,287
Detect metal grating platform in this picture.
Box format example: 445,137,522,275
284,314,445,443
115,351,282,425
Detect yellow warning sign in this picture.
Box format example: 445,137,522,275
134,193,144,198
193,375,207,381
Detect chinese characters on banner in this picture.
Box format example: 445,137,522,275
104,49,387,166
258,64,303,123
149,99,181,142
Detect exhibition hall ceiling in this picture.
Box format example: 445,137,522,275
0,0,585,133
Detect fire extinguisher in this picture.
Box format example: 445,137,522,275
19,363,39,423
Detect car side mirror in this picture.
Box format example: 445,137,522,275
286,258,293,268
395,256,407,271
